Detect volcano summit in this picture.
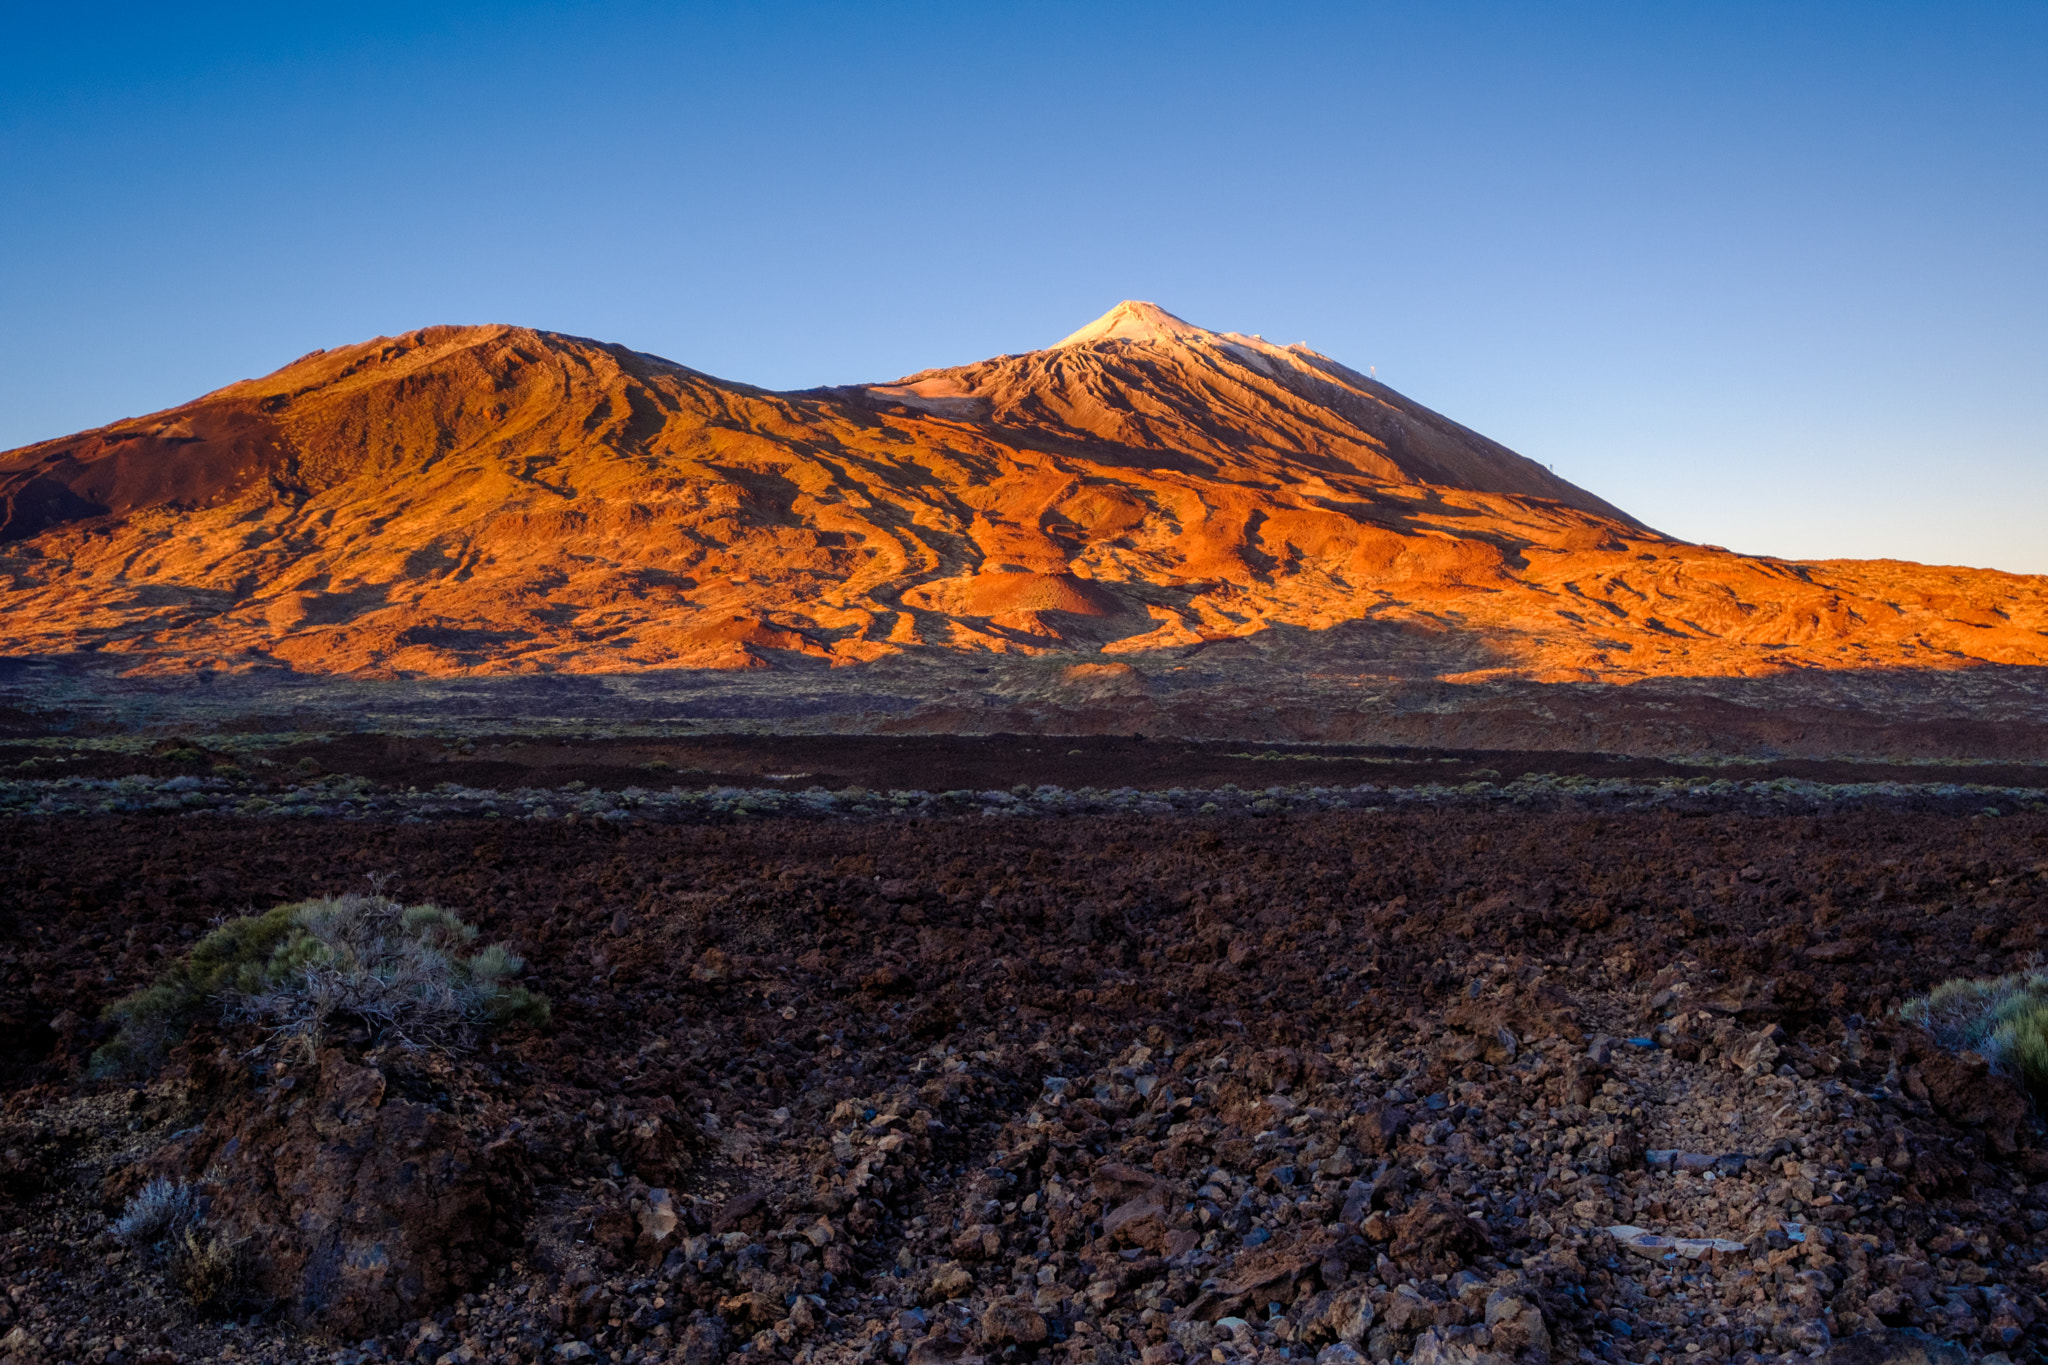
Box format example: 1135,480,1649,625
2,303,2045,751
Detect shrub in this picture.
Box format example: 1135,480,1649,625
92,904,302,1076
112,1179,250,1312
113,1177,195,1246
94,894,547,1076
166,1227,250,1313
1901,970,2048,1103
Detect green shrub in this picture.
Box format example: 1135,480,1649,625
1901,970,2048,1103
94,894,547,1076
93,904,301,1075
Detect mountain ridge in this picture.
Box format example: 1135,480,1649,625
0,307,2044,690
864,301,1639,523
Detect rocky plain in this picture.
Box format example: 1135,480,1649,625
3,728,2048,1365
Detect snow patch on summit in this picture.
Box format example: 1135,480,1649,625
1052,301,1317,376
1053,301,1214,349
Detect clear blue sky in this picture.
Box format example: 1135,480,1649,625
4,2,2044,572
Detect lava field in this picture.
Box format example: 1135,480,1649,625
3,801,2047,1365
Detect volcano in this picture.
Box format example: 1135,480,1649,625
1,303,2044,695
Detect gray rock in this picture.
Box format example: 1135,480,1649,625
1604,1224,1677,1259
1672,1236,1749,1259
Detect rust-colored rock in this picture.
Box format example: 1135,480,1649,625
1389,1194,1494,1275
1184,1228,1347,1321
1093,1161,1179,1252
2,303,2043,690
978,1297,1049,1346
153,1048,527,1335
1343,1103,1411,1157
1907,1036,2030,1155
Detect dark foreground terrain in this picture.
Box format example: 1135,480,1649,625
5,728,2046,796
4,802,2048,1365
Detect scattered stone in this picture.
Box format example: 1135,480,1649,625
9,804,2048,1365
1606,1225,1679,1260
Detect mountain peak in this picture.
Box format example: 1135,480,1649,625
867,302,1640,523
5,317,2046,685
1053,301,1213,349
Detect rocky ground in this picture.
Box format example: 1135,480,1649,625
7,652,2048,764
4,797,2048,1365
2,733,2045,826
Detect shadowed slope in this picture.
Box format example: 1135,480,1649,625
0,309,2044,685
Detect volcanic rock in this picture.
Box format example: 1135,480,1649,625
144,1047,527,1335
2,304,2043,698
1390,1195,1495,1275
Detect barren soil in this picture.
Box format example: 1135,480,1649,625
4,800,2048,1365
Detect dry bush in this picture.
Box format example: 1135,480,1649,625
95,893,547,1075
228,894,548,1055
1902,970,2048,1104
113,1179,251,1313
166,1227,250,1314
112,1177,194,1247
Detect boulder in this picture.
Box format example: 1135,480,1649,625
1093,1161,1181,1253
151,1048,527,1336
1913,1043,2029,1154
979,1297,1049,1346
1391,1195,1494,1275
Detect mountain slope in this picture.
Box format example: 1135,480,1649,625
1,306,2044,684
868,301,1636,520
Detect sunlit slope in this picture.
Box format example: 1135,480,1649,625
1,307,2044,679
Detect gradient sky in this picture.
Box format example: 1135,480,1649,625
4,2,2044,572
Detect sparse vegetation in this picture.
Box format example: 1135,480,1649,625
93,893,547,1075
112,1177,195,1247
12,803,2048,1360
113,1179,249,1312
1901,969,2048,1102
166,1227,251,1314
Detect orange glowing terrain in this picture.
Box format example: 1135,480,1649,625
2,301,2045,686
